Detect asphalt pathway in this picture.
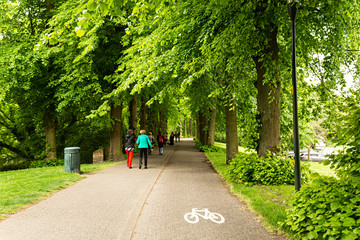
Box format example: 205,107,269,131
0,139,285,240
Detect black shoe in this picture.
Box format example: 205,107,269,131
145,166,148,169
139,165,141,169
129,166,132,169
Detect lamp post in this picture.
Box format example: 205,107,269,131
288,0,301,191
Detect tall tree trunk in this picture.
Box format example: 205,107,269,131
109,102,123,161
253,22,281,157
196,116,199,138
159,111,166,133
140,97,147,130
189,119,192,136
45,0,53,12
184,119,187,137
179,121,182,137
129,95,137,131
225,99,238,164
44,108,57,160
198,111,209,145
208,106,216,146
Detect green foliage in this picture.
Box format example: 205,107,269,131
228,152,310,186
284,176,360,240
194,137,222,153
29,158,64,168
284,91,360,239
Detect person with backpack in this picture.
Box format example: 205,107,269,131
157,131,164,155
147,131,155,155
125,129,136,169
136,129,152,169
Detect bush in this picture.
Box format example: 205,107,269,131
0,161,30,172
284,176,360,240
29,158,65,168
228,152,310,186
193,138,222,152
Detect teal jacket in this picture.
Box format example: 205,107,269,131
136,134,152,149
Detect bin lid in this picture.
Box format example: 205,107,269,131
64,147,80,153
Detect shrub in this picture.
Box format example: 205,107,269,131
284,176,360,240
228,152,310,186
193,137,222,152
29,158,65,168
284,95,360,239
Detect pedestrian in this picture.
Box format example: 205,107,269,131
169,132,175,145
175,132,178,143
157,131,164,155
136,129,152,169
148,131,155,155
163,132,168,146
125,129,136,169
177,131,181,142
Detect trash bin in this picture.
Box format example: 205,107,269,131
64,147,80,173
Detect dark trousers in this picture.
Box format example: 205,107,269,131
139,148,148,167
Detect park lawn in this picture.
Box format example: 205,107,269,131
206,151,294,235
206,143,336,236
0,162,118,221
307,161,336,178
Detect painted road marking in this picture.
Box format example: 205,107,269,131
184,208,225,224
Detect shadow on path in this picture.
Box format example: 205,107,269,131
0,139,284,240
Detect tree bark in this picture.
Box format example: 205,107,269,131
129,95,137,131
44,108,57,160
109,102,123,161
198,111,209,145
189,119,192,136
140,97,147,130
253,25,281,157
196,116,199,138
179,120,182,137
159,111,166,133
208,106,216,146
225,99,238,164
184,119,187,137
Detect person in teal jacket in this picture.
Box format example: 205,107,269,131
136,129,152,169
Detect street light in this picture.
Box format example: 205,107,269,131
288,0,301,191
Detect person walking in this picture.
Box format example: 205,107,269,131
136,130,152,169
169,132,175,145
157,131,164,155
163,132,168,146
147,131,155,155
125,129,136,169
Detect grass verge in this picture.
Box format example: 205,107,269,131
206,151,294,236
206,144,336,238
0,161,118,221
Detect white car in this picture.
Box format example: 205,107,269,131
301,149,328,162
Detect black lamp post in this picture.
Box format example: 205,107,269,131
288,0,301,191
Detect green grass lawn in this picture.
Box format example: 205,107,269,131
206,143,336,237
307,161,336,177
0,162,118,221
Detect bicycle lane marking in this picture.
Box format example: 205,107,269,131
184,208,225,224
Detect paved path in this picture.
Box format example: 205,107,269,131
0,139,284,240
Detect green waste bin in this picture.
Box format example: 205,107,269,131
64,147,80,173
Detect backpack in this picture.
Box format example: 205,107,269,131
159,135,164,143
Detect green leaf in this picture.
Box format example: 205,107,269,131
330,201,340,211
99,2,109,16
75,29,85,38
87,0,97,11
343,217,356,227
307,231,318,239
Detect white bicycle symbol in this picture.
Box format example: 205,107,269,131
184,208,225,224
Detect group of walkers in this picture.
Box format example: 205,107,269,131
124,129,181,169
